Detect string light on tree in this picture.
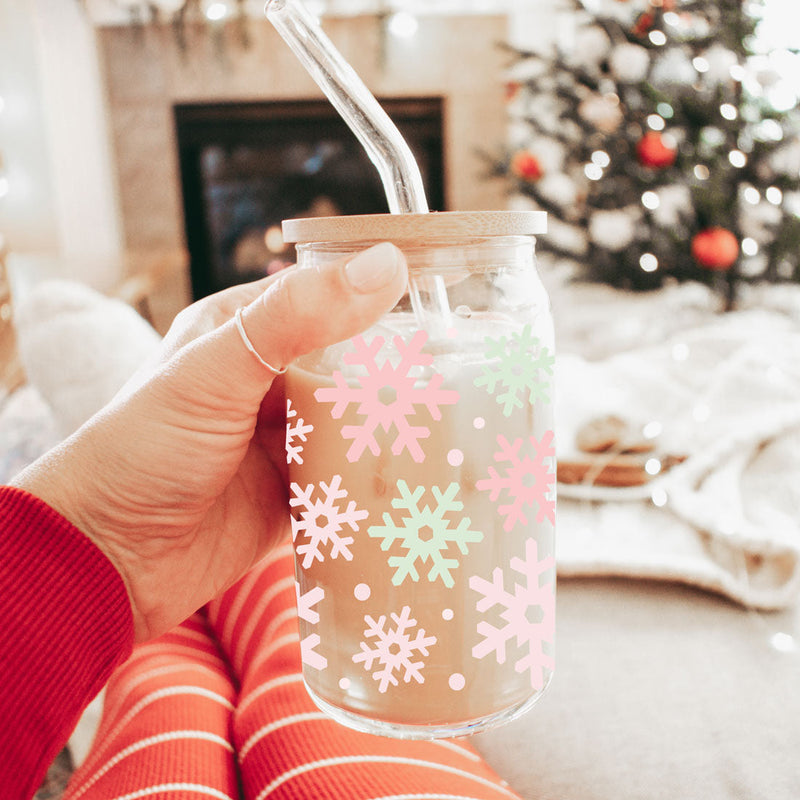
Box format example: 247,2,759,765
728,150,747,168
640,253,659,272
592,150,611,168
743,187,761,204
742,237,759,256
585,163,603,180
656,102,674,119
202,0,232,22
766,187,783,205
387,11,419,39
642,191,660,210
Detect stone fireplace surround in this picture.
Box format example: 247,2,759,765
97,14,508,331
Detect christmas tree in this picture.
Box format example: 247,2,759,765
498,0,800,308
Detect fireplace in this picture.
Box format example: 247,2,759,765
96,14,507,331
175,98,445,300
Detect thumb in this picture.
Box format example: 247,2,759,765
197,242,408,399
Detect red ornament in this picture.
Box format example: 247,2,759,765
632,12,654,37
505,81,522,103
636,131,677,169
510,150,544,182
691,227,740,271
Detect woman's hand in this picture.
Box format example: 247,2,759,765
13,243,407,642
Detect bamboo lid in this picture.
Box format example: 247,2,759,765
281,211,547,243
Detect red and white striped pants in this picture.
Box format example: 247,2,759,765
63,541,522,800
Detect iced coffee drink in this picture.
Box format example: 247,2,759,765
283,211,555,738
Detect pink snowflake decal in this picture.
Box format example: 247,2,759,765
352,606,437,693
296,583,327,671
476,431,556,532
313,331,459,463
470,537,555,690
290,475,368,568
286,399,314,465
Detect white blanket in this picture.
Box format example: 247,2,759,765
14,278,800,610
14,279,161,438
553,284,800,609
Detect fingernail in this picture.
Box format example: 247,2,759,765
345,242,403,293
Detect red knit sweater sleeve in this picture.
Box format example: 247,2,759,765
0,485,134,800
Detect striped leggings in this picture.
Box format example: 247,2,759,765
63,541,521,800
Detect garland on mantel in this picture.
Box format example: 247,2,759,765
76,0,252,50
76,0,418,56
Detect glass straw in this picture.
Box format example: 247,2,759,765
265,0,429,215
265,0,452,338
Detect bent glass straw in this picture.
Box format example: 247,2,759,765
265,0,429,215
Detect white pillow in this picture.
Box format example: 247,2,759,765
14,279,161,436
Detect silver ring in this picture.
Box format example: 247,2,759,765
234,307,287,375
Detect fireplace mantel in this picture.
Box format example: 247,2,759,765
97,14,508,325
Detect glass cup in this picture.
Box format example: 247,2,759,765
282,211,555,739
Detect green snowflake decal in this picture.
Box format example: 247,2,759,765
368,480,483,587
474,324,554,416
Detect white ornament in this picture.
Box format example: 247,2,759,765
538,173,578,208
508,119,532,148
567,26,611,71
505,58,548,84
610,43,650,84
525,93,562,135
533,138,567,173
740,254,768,278
651,185,692,228
784,191,800,218
651,48,697,87
548,217,589,256
754,65,782,90
580,0,637,24
701,44,739,85
663,10,710,40
769,140,800,176
766,82,799,114
739,200,782,241
578,94,623,133
589,208,639,251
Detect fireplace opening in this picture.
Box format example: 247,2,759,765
175,99,445,300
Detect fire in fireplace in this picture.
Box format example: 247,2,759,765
175,98,445,300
